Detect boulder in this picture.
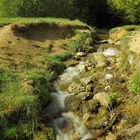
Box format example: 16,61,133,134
82,99,100,113
106,132,116,140
70,131,81,140
76,52,86,57
114,41,121,46
77,92,93,101
105,73,114,80
92,118,109,129
86,83,94,92
68,82,84,94
100,40,108,44
65,95,81,111
82,113,91,123
78,63,87,72
108,39,115,45
89,52,107,68
93,92,110,107
129,32,140,55
104,85,111,92
81,77,93,85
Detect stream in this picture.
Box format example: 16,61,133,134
47,41,119,140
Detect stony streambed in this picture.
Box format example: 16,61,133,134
46,38,122,140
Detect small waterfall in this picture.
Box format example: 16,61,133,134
103,48,118,57
47,62,93,140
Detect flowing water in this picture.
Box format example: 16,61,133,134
47,44,119,139
47,61,93,140
103,48,118,57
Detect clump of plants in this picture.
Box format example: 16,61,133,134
107,92,118,108
129,71,140,94
67,31,93,52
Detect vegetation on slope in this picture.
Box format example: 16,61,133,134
0,18,93,139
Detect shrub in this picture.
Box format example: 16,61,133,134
129,71,140,93
48,52,72,62
27,71,53,108
68,31,93,52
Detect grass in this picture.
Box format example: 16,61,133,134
0,17,93,139
110,25,140,34
0,17,88,27
129,71,140,94
0,69,40,139
48,52,72,62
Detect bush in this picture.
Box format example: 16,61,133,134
27,71,53,108
48,52,72,62
129,71,140,93
68,31,93,52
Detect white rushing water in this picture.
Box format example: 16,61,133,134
59,61,89,82
103,48,118,57
48,61,93,140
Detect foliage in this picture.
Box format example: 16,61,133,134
48,52,72,62
68,31,93,52
0,0,140,26
129,71,140,93
0,0,74,18
107,92,117,102
47,57,66,77
108,0,140,23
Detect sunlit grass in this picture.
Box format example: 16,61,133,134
0,17,87,27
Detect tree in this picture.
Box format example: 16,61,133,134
0,0,74,18
108,0,140,23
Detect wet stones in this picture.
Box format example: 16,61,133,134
82,99,100,114
86,83,94,92
89,52,108,68
76,52,86,57
65,95,81,111
92,118,109,129
93,92,110,108
108,39,115,45
68,82,82,93
82,113,91,123
77,92,93,101
68,82,85,94
105,73,114,80
81,77,93,85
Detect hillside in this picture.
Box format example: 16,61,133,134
0,18,93,140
